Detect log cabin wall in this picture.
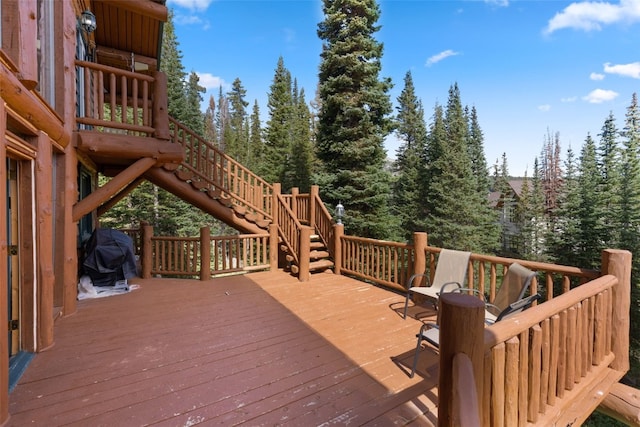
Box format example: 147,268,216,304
0,0,79,424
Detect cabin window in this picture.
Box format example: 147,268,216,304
36,0,55,105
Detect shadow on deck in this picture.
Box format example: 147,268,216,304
8,271,442,426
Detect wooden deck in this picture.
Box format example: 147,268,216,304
8,270,441,426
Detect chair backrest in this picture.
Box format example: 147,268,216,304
492,263,536,312
496,293,541,322
431,249,471,290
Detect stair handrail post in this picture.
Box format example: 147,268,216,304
310,185,318,230
141,223,154,279
151,71,170,140
413,232,428,287
298,226,312,282
200,226,211,281
291,187,299,219
272,183,281,229
602,249,632,372
269,223,279,270
438,292,484,426
333,223,344,275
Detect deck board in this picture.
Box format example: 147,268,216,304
8,270,440,426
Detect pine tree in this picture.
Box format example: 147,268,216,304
495,153,515,255
424,83,497,253
161,10,187,120
540,129,563,215
316,0,394,239
248,100,263,172
263,57,293,185
184,71,205,136
576,134,604,269
467,106,491,196
226,78,249,162
203,95,217,144
597,112,622,248
392,71,428,240
285,84,314,192
528,158,547,260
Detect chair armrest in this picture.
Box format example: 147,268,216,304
451,287,485,300
437,281,463,296
407,273,431,288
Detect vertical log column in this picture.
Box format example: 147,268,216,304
269,223,278,271
36,132,54,350
290,187,298,220
333,223,344,275
310,185,319,230
200,227,210,281
141,224,154,279
438,292,485,426
602,249,632,372
412,232,428,286
298,226,311,282
152,71,170,141
0,100,10,425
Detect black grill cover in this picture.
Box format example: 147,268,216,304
82,228,138,287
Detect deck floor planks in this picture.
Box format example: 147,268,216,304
9,270,439,426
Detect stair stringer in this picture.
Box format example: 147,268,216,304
144,167,267,235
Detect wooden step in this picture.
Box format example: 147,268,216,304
310,250,330,259
309,259,334,272
310,241,325,250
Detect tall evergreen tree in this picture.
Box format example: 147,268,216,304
576,134,604,269
495,154,516,255
248,100,263,172
184,71,205,136
285,85,314,192
467,106,491,196
392,71,427,240
597,112,622,248
528,158,546,260
203,95,217,144
316,0,394,239
226,78,249,162
263,56,293,185
161,10,187,120
424,83,497,253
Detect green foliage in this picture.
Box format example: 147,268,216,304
316,0,395,239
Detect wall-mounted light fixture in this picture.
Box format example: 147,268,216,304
80,10,97,34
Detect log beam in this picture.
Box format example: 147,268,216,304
76,131,184,163
0,61,69,145
97,177,144,217
93,0,168,22
73,157,156,222
598,382,640,426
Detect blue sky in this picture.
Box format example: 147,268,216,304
167,0,640,176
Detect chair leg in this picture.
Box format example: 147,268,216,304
410,333,424,378
403,291,411,319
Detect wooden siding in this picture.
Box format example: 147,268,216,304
8,271,440,426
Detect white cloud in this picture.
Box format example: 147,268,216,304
538,104,551,112
582,89,619,104
561,96,578,102
590,72,605,81
485,0,509,7
544,0,640,34
604,61,640,79
196,72,229,91
167,0,214,12
425,50,460,67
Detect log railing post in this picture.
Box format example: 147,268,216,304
141,224,154,279
333,223,344,275
310,185,319,230
291,187,299,219
298,226,312,282
269,223,279,270
438,293,485,426
601,249,632,372
272,183,281,229
152,71,170,140
200,227,211,281
413,232,428,287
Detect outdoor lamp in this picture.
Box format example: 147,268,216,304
336,202,344,225
80,10,97,34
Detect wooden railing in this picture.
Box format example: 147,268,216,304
75,60,166,137
139,224,275,279
340,235,415,292
168,117,273,220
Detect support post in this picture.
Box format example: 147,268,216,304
413,232,428,286
438,293,485,426
269,223,278,271
36,132,54,351
291,187,298,219
200,227,210,281
141,224,153,279
272,183,281,229
0,96,10,426
298,226,311,282
152,71,170,140
333,223,343,275
601,249,632,371
310,185,319,230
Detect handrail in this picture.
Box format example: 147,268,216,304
276,193,304,265
75,60,156,135
313,192,335,257
168,116,273,219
